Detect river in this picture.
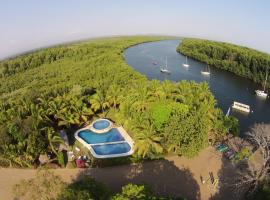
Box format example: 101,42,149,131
124,39,270,133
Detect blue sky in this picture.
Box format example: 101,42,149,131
1,0,270,59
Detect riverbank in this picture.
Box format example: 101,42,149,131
0,147,240,200
177,38,270,88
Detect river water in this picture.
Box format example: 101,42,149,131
124,40,270,133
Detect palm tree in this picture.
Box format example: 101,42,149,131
161,80,173,99
44,94,93,127
132,85,152,112
134,121,164,158
46,128,64,156
89,90,110,114
107,84,123,111
150,80,166,101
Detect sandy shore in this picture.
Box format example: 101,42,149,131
0,147,237,200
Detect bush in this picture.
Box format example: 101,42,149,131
57,151,65,167
57,176,110,200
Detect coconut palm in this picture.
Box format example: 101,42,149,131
89,90,110,113
132,85,152,112
107,84,123,111
150,80,166,101
134,121,164,158
45,128,64,156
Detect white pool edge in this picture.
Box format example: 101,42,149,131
89,118,113,134
74,126,134,159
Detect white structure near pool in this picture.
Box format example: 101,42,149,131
74,119,134,158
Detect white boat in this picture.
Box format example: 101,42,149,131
201,65,210,75
232,101,250,113
182,56,189,67
160,56,171,74
255,90,268,98
160,68,171,74
255,72,268,98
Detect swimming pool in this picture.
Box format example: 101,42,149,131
89,118,113,134
78,128,124,144
92,119,110,130
74,121,134,158
92,142,131,155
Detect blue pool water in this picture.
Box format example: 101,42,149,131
93,120,110,130
78,128,124,144
92,142,131,155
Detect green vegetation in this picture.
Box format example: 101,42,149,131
58,176,110,200
177,38,270,87
0,36,234,167
112,183,183,200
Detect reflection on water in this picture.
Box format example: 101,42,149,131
124,40,270,133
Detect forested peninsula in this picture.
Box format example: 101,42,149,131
0,37,237,168
177,38,270,87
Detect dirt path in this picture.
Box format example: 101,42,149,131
0,147,236,200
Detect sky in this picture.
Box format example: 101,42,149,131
0,0,270,59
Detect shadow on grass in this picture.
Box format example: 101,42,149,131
73,159,200,199
210,157,248,200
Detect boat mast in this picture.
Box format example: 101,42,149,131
166,56,168,69
226,107,230,117
186,56,188,64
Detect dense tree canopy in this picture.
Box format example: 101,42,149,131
0,37,234,167
177,38,270,88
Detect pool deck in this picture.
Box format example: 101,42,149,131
74,126,134,158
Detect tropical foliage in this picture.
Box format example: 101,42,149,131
111,183,181,200
177,38,270,88
58,176,110,200
0,36,234,167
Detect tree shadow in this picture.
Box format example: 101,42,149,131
210,157,248,200
74,159,201,199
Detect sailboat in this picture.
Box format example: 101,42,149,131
255,72,268,98
160,56,171,74
182,56,189,67
201,65,211,75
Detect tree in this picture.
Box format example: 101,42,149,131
58,176,110,200
89,90,110,114
236,123,270,197
107,84,123,111
134,120,164,158
111,184,153,200
45,127,64,156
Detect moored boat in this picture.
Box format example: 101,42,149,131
201,65,210,75
182,56,189,67
255,72,268,98
232,101,250,113
160,56,171,74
